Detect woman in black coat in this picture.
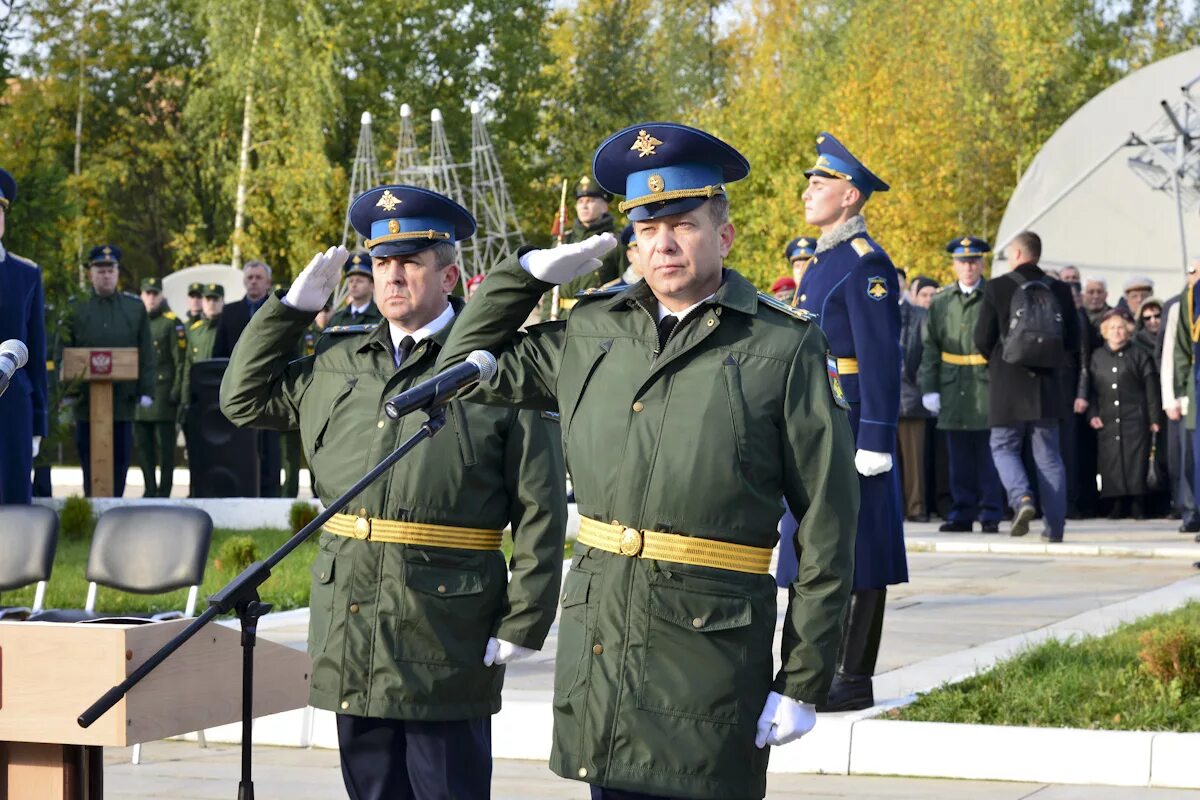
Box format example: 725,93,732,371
1089,309,1162,519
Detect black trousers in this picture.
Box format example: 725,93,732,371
336,714,491,800
592,789,674,800
75,421,133,497
257,429,281,498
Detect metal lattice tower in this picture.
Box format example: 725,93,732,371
467,101,523,277
342,111,381,248
392,104,421,184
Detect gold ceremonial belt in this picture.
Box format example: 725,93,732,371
941,352,987,366
325,513,503,551
836,357,859,375
577,517,772,575
558,298,579,310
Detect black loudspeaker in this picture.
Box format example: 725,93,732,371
185,359,261,497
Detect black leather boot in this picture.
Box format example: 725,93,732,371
817,588,887,712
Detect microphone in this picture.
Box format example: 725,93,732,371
384,350,497,420
0,339,29,399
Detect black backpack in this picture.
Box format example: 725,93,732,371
1001,273,1066,368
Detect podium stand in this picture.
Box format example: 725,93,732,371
0,619,311,799
60,347,139,498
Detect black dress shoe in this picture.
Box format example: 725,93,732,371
1040,532,1063,543
816,673,874,712
938,520,972,532
980,521,1000,534
1179,520,1200,533
906,513,930,523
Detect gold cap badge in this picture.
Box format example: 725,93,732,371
648,174,665,193
630,130,663,158
376,189,402,212
388,219,401,234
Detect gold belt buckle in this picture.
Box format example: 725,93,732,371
353,517,371,540
619,527,644,557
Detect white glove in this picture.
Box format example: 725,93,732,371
284,246,350,312
755,691,817,748
855,449,893,476
519,233,618,285
139,395,153,408
921,392,941,414
483,637,536,667
32,436,42,458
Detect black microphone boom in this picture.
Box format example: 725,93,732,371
384,350,497,420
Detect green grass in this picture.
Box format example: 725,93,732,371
891,602,1200,731
0,528,575,617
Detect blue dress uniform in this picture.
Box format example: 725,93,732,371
794,133,906,712
0,168,49,504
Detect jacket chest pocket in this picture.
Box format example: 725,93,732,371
309,378,357,457
450,398,477,467
553,568,597,700
397,561,498,665
562,341,611,443
638,583,753,725
721,355,753,477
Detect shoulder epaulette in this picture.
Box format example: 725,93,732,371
576,284,626,299
7,252,37,268
758,292,816,322
322,324,376,335
850,238,874,257
163,310,177,320
189,319,205,330
122,291,139,299
936,284,950,294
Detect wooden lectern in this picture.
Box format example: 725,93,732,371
0,619,311,799
60,348,139,498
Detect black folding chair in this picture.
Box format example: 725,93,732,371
0,505,59,620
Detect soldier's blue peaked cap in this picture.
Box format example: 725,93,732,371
592,122,749,222
0,168,15,209
785,236,816,260
804,132,889,197
620,224,636,247
88,244,122,265
343,250,373,277
946,236,990,258
349,185,476,258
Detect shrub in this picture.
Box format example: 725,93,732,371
215,536,260,574
59,495,96,540
1138,624,1200,701
288,501,320,534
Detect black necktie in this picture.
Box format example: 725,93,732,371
395,335,415,367
351,310,361,320
656,314,678,355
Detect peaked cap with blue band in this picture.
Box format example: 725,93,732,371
0,168,15,210
804,132,889,197
88,244,122,266
593,122,749,222
785,236,816,261
343,250,373,277
620,223,636,247
349,185,476,258
945,236,990,258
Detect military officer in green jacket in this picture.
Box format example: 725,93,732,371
550,175,622,318
179,282,224,422
328,250,383,327
918,237,1005,533
133,276,186,497
185,281,205,323
60,245,155,497
220,186,567,800
439,123,858,800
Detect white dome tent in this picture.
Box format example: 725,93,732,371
993,48,1200,302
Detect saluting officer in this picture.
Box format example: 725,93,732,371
133,276,186,497
552,175,622,317
439,122,858,800
328,250,383,326
60,245,156,497
0,167,49,504
793,132,907,712
220,186,567,800
919,237,1005,533
784,236,817,304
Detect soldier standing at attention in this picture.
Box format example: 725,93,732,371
184,282,205,323
220,185,567,800
328,251,383,326
438,122,858,800
60,245,155,497
552,175,623,317
793,132,907,712
0,168,49,504
133,277,186,498
919,238,1005,533
784,236,817,304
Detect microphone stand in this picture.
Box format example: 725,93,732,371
78,406,450,800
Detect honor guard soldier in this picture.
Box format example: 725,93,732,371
179,283,224,481
553,175,622,317
60,245,156,497
792,132,907,712
438,122,858,800
919,237,1005,533
784,236,817,304
219,185,568,800
0,167,49,504
185,281,205,323
133,277,186,497
328,250,383,326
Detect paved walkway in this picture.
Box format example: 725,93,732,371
103,742,1200,799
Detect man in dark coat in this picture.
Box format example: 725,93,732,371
898,276,936,522
975,231,1080,542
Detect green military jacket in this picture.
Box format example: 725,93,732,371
1173,283,1197,429
439,259,858,799
179,315,220,422
918,281,991,430
220,295,567,721
328,298,383,328
135,306,186,423
59,291,155,422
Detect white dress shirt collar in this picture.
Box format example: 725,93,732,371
389,302,455,356
656,294,716,323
